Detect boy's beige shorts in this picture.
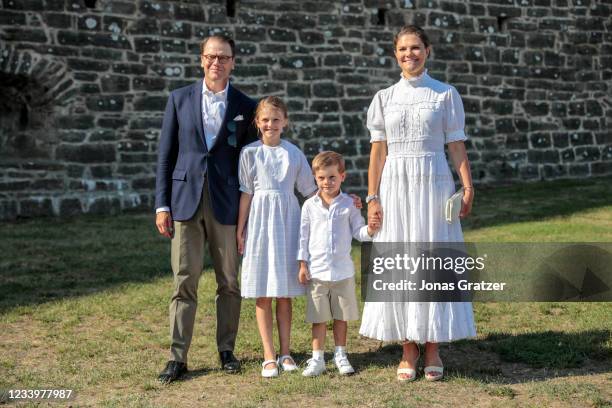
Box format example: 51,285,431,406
306,277,359,323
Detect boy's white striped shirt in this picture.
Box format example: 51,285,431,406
298,191,371,282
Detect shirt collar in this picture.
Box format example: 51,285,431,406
202,80,229,100
314,189,344,206
400,69,428,87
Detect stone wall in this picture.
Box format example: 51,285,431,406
0,0,611,219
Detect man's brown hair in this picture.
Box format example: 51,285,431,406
200,34,236,56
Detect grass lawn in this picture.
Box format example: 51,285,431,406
1,177,611,407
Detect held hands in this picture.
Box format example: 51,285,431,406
459,188,474,219
367,214,381,236
156,211,174,238
298,262,311,285
367,198,383,235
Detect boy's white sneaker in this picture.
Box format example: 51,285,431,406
302,357,326,377
334,353,355,375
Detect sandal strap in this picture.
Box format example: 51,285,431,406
424,366,444,374
397,368,416,375
278,355,295,364
262,359,278,368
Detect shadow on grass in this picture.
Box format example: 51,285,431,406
462,176,612,231
350,329,611,384
0,212,214,314
229,353,313,368
182,367,213,381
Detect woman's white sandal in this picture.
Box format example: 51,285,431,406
277,355,298,372
424,366,444,381
397,367,417,382
261,360,279,378
397,342,419,382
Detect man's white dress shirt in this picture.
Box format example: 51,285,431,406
202,80,229,151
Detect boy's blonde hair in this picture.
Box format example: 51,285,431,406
312,151,345,174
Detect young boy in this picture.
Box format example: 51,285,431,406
297,151,380,377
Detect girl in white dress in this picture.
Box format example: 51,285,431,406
360,25,477,382
237,96,318,377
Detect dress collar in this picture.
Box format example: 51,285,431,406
400,69,428,87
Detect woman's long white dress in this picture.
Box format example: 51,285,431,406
359,71,477,342
239,139,317,298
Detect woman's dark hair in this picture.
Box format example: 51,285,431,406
393,25,430,49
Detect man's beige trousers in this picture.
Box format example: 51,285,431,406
168,180,241,363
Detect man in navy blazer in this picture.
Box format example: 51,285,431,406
155,34,257,383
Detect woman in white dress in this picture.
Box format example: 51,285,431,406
237,97,318,377
360,25,476,382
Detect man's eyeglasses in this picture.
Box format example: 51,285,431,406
202,54,233,64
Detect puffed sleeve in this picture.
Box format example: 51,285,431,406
444,86,467,144
238,147,254,194
367,91,386,142
296,151,317,197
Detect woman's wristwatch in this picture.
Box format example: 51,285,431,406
366,194,379,204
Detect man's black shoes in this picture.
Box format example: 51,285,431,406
219,351,241,373
157,353,238,382
158,360,187,384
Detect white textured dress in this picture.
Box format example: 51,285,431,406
359,71,477,343
239,139,317,298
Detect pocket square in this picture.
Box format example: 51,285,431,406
233,115,244,121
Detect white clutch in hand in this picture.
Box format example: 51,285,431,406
445,188,464,224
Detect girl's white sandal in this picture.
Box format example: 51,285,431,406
261,360,279,378
277,355,298,372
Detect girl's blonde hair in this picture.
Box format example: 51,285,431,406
254,96,289,122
